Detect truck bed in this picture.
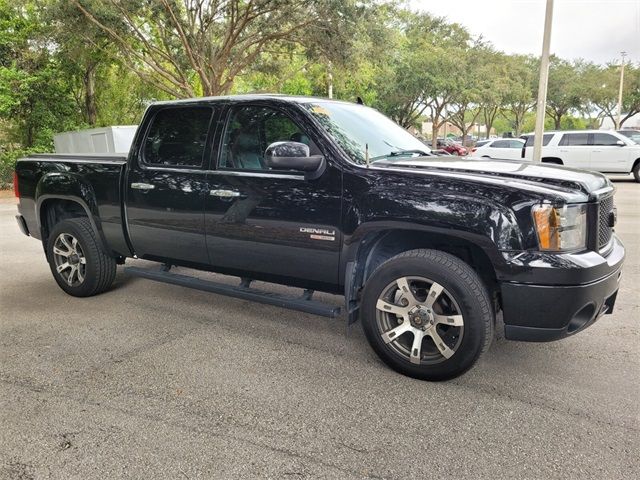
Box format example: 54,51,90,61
15,153,130,257
28,153,128,162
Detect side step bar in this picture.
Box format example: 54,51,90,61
125,266,341,318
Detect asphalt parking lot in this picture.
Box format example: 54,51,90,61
1,180,638,479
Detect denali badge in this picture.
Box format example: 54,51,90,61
300,227,336,241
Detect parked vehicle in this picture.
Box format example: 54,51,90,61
436,138,468,156
471,138,525,160
14,95,624,380
617,129,640,144
521,130,640,182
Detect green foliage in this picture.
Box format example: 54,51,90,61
0,1,84,150
0,146,49,188
0,0,637,191
546,57,586,129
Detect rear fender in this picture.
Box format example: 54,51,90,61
35,172,109,253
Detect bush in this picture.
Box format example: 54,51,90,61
0,147,48,189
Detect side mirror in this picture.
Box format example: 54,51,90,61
265,141,326,180
616,140,625,147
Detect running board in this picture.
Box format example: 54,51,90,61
125,266,341,318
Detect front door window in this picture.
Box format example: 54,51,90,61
219,106,316,171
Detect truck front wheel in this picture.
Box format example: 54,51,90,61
361,249,494,381
46,218,116,297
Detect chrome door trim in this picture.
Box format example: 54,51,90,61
130,182,155,190
209,170,305,180
210,189,241,198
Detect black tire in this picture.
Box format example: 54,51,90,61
542,158,563,165
633,162,640,183
46,218,116,297
361,249,494,381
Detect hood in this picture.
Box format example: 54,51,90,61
379,157,611,201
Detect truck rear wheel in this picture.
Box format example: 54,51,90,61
361,249,494,381
633,161,640,183
46,218,116,297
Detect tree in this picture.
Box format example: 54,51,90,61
43,0,119,126
477,51,511,138
546,57,584,129
448,44,495,143
501,55,537,136
581,61,640,128
581,62,617,127
619,64,640,127
0,1,81,148
74,0,368,99
379,13,471,145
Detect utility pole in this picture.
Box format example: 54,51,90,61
532,0,554,163
616,51,627,129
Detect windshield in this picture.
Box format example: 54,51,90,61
302,102,430,165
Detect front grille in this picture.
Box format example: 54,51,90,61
597,195,614,248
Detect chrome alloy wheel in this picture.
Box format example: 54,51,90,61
52,233,87,287
375,276,464,365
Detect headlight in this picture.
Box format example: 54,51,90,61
532,204,587,251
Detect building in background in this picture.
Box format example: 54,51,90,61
419,121,496,141
600,113,640,131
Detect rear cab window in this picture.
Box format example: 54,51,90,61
143,106,214,168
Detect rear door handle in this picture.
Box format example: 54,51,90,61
210,189,241,198
131,182,155,190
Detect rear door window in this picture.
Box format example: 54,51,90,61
524,134,553,147
143,107,213,167
559,133,590,146
490,140,511,148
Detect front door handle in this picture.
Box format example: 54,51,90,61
210,189,241,198
131,182,155,190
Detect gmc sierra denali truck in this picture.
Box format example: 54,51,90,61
14,95,625,380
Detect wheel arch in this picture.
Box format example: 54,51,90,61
541,157,564,165
343,227,503,324
34,171,111,254
37,195,110,256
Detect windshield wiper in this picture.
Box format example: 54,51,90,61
370,149,431,162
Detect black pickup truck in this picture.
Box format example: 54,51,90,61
14,95,625,380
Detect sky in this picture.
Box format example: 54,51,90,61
409,0,640,65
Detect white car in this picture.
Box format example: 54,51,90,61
521,130,640,182
471,138,525,160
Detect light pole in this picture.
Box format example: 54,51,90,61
532,0,554,163
616,51,627,129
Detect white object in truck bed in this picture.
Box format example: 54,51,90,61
54,126,138,154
